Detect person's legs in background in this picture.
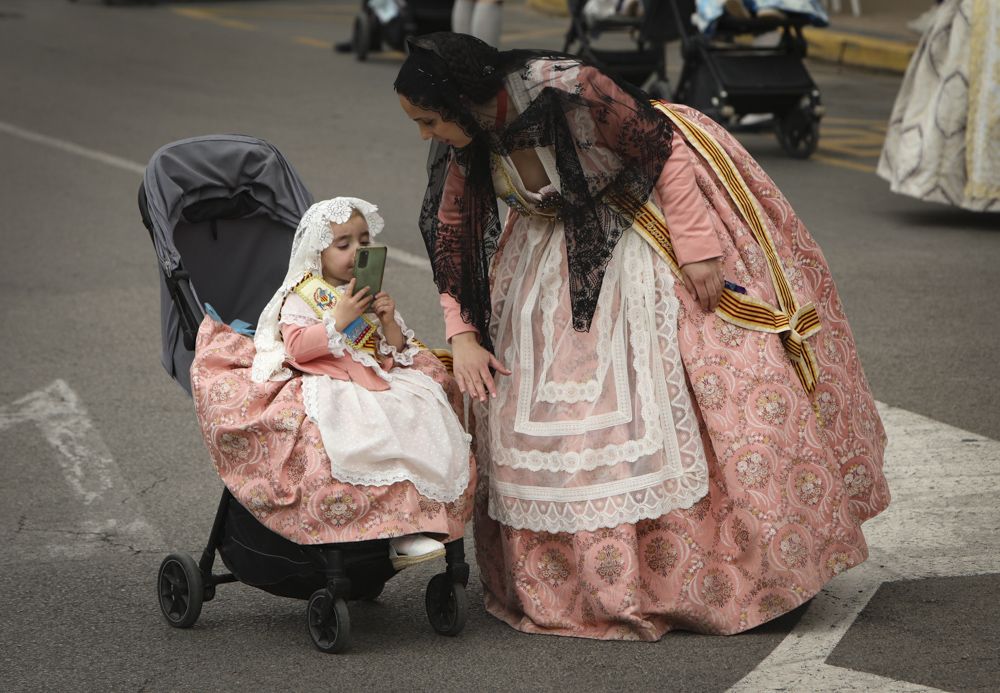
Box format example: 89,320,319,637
452,0,503,47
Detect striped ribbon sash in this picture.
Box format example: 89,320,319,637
623,102,822,393
293,274,381,355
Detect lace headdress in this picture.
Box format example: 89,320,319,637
394,32,672,352
251,197,384,382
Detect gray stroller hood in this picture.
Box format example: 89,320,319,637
139,134,313,394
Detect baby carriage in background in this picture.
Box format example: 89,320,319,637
347,0,453,60
563,0,695,99
668,0,824,158
139,134,472,653
565,0,823,158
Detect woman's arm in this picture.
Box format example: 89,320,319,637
655,132,725,312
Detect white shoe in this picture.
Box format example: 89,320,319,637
389,534,446,570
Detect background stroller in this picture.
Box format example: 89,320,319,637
669,0,824,158
347,0,453,61
140,134,471,653
563,0,695,99
564,0,823,158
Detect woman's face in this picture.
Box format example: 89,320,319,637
398,94,473,148
320,212,371,286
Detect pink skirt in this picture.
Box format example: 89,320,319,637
474,104,890,639
190,318,474,545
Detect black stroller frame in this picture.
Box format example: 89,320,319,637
667,1,824,158
156,487,470,653
563,0,694,99
564,0,823,158
139,135,471,653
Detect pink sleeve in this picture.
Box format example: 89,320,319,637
440,292,479,343
280,323,331,363
654,132,724,267
437,157,466,226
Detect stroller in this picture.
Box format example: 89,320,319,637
668,1,824,158
139,135,471,653
563,0,696,99
347,0,453,61
565,0,823,158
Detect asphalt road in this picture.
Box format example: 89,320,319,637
1,1,998,691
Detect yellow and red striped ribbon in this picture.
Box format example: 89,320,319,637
619,103,822,393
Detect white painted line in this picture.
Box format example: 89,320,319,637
728,402,1000,692
0,119,146,175
0,119,433,272
0,380,164,558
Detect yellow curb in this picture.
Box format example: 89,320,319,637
804,27,915,73
526,0,569,17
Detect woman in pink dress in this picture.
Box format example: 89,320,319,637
394,33,889,639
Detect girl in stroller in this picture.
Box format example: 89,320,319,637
248,196,473,569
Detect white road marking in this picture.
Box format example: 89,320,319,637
0,119,146,175
0,380,164,559
729,402,1000,692
0,119,433,271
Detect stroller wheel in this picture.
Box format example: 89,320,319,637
425,573,468,636
775,108,820,159
157,553,204,629
307,589,352,653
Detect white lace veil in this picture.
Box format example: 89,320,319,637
251,197,385,383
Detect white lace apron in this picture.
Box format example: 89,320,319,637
479,145,709,533
280,289,471,503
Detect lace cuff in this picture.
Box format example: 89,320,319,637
322,314,393,381
377,310,420,366
321,314,351,358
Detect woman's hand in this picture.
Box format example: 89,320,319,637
451,332,511,403
681,258,724,312
332,278,373,327
371,291,397,328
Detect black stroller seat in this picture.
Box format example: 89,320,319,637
140,135,471,653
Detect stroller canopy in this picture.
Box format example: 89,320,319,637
142,134,313,273
139,134,313,394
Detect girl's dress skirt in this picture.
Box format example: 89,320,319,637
190,318,475,545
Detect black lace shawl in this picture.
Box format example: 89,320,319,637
394,33,672,352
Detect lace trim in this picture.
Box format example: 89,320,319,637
487,474,707,532
323,314,392,382
535,221,616,404
304,373,472,503
327,435,472,503
486,231,708,493
301,373,323,422
376,310,420,366
278,313,318,328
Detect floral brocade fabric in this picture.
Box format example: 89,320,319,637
190,318,474,545
472,104,889,639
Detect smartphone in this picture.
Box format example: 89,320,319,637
352,244,387,296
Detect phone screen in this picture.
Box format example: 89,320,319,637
353,245,387,296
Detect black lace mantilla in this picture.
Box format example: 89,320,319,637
396,33,672,352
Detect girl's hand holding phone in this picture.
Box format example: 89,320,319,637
371,292,397,327
332,278,372,326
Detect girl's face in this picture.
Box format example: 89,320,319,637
320,212,371,286
398,94,473,148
